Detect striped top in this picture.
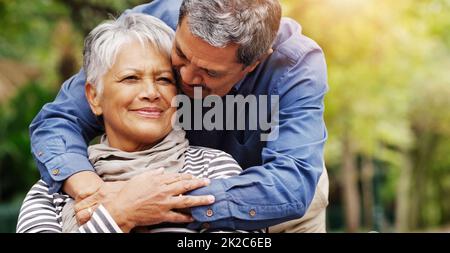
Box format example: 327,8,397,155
16,146,261,233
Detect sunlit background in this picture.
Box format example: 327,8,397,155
0,0,449,233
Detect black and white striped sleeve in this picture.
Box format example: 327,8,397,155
205,151,243,179
78,205,123,233
16,180,63,233
17,180,122,233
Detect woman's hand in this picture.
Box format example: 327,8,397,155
103,169,215,233
74,180,127,225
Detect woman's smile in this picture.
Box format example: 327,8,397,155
130,107,164,119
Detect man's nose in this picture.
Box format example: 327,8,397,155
180,65,202,85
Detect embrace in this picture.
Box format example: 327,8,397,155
17,0,329,233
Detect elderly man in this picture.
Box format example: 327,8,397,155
30,0,329,232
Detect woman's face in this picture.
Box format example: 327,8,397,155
87,40,177,152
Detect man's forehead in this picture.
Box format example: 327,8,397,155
175,19,241,69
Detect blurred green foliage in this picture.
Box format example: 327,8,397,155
0,0,150,232
283,0,450,232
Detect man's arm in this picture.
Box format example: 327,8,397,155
187,48,329,230
30,70,103,194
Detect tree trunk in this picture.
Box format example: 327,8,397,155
409,131,438,230
361,156,374,230
341,134,361,232
395,151,412,232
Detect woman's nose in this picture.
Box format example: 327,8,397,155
180,65,203,85
139,81,160,101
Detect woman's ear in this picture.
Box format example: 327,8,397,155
85,83,103,116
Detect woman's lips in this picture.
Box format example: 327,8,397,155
130,107,163,119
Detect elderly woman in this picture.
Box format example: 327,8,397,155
16,13,252,233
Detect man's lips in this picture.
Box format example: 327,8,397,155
182,83,206,90
130,107,163,118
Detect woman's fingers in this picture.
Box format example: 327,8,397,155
74,193,100,213
76,204,99,225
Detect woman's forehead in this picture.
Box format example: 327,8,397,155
112,42,172,71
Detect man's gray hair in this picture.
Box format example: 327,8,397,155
179,0,282,66
83,13,175,93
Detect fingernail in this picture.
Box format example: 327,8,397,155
208,195,215,203
203,178,211,185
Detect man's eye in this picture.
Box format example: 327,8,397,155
176,48,186,59
206,71,219,78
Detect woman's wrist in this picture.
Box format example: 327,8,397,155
103,201,135,233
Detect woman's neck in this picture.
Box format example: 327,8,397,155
105,131,158,152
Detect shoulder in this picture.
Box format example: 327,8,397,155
184,147,243,179
186,146,238,164
126,0,182,30
272,18,324,65
264,18,328,101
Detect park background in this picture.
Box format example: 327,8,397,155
0,0,449,233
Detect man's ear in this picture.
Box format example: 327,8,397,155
85,83,103,116
243,48,274,73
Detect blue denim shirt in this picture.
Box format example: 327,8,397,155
30,0,328,230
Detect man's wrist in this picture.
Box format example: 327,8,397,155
63,171,103,199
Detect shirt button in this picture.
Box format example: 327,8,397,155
206,209,214,217
249,209,256,217
38,151,43,157
202,223,210,230
51,169,60,175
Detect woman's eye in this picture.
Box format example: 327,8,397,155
121,76,139,82
157,77,174,84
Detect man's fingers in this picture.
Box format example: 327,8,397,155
165,178,210,196
163,211,194,224
170,195,215,209
133,169,190,185
162,173,194,185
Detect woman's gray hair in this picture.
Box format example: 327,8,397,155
179,0,282,66
83,13,175,93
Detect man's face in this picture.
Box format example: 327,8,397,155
171,18,258,98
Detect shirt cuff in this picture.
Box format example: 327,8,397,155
43,153,95,193
188,179,234,229
78,205,123,233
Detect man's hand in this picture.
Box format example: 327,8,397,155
103,168,215,233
